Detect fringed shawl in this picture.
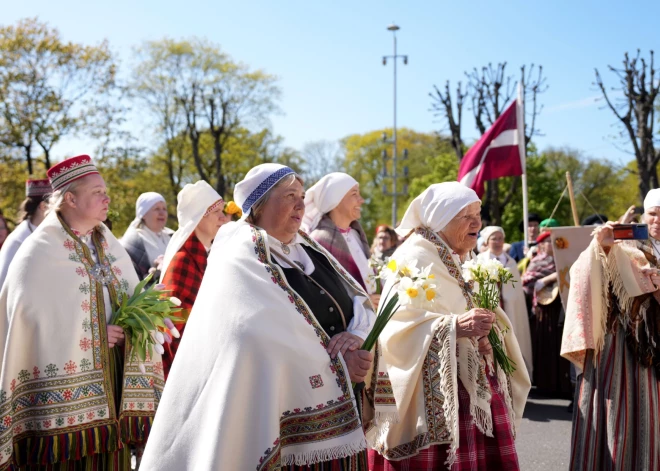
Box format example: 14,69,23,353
310,215,371,291
366,230,530,468
0,211,163,469
561,238,658,373
140,222,372,470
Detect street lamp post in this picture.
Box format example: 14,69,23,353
382,23,408,227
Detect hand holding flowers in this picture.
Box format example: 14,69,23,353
461,258,517,374
110,274,187,372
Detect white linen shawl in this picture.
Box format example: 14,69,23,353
140,222,372,470
0,220,34,291
367,231,530,466
0,211,164,468
477,250,533,378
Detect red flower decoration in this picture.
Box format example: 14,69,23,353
79,338,91,351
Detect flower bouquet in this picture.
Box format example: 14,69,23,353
461,258,516,374
110,273,188,372
360,256,437,352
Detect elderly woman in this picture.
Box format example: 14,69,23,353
141,163,375,470
303,173,374,296
159,180,229,378
367,182,530,471
0,179,51,290
562,190,660,470
0,155,163,469
477,226,533,378
522,231,572,397
371,224,398,262
121,192,174,279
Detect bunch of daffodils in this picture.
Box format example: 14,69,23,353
110,273,187,372
361,256,437,353
461,258,516,374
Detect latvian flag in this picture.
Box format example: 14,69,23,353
458,98,525,198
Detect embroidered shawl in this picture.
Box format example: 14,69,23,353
0,211,164,468
561,238,658,373
366,231,530,467
310,215,371,291
140,222,373,470
160,232,208,378
0,220,33,291
477,250,533,378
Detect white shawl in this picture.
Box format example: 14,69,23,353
0,211,164,467
367,232,530,466
0,220,34,291
477,250,533,379
141,222,372,470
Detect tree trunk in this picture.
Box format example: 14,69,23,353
24,144,33,175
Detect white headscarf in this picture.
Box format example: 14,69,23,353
644,189,660,211
129,192,166,229
481,226,505,243
159,181,223,280
302,172,358,232
396,182,481,236
233,163,295,220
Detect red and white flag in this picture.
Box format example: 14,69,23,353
457,96,526,198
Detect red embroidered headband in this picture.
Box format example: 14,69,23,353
25,179,52,198
47,155,100,191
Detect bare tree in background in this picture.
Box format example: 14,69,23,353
429,62,547,225
595,50,659,203
300,140,343,184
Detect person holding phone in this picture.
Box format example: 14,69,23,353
561,189,660,470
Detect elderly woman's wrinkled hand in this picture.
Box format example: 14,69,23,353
641,267,660,289
327,332,363,359
477,336,493,356
593,222,616,248
456,308,495,339
107,325,125,348
343,349,374,384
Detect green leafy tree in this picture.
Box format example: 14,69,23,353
0,17,117,174
132,37,281,197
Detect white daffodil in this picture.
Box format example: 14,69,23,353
397,276,421,306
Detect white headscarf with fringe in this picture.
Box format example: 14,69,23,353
159,181,223,280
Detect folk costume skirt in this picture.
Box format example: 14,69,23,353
368,372,520,471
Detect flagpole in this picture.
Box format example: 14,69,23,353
517,83,529,249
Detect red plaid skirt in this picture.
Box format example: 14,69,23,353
368,372,519,471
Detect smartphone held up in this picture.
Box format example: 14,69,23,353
612,223,649,240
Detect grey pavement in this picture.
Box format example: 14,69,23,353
516,390,573,471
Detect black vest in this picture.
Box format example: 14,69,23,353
278,246,354,336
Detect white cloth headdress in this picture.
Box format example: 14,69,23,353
233,163,295,220
396,182,481,236
644,189,660,211
481,225,505,243
128,192,167,229
160,181,223,280
302,172,358,232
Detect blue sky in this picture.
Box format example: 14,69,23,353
5,0,660,166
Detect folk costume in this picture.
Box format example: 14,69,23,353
477,226,533,379
121,193,173,280
522,232,571,397
0,180,52,291
159,181,223,378
303,173,373,293
0,156,163,470
141,164,375,470
562,189,660,470
367,183,530,471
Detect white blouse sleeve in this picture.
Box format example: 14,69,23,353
347,295,376,340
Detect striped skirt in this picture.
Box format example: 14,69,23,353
570,325,660,470
368,372,520,471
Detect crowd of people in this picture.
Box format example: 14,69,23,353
0,154,657,470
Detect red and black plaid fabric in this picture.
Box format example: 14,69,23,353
160,233,208,379
368,371,520,471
